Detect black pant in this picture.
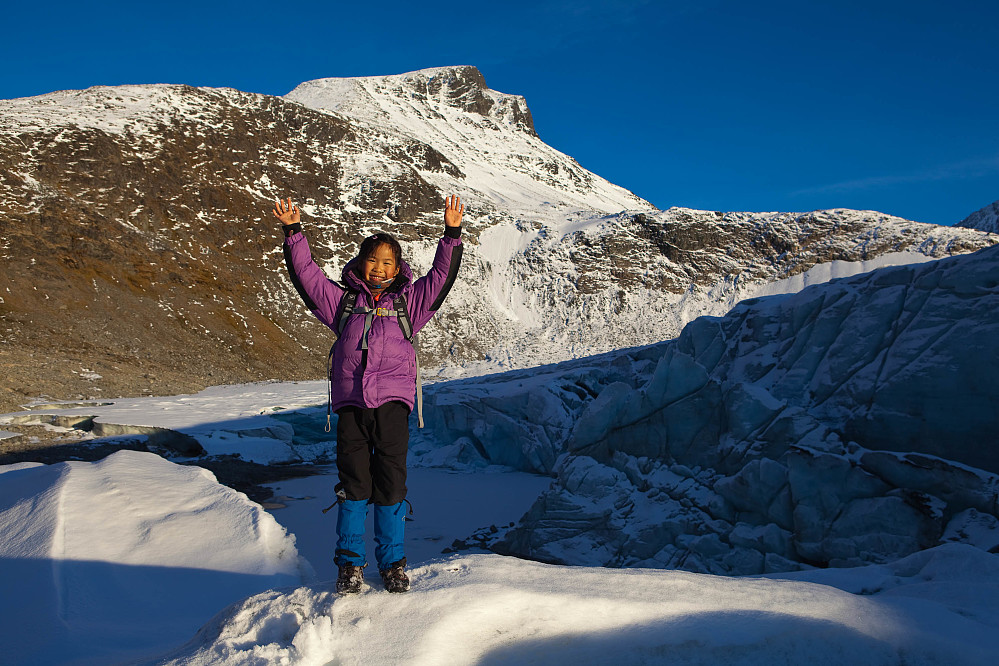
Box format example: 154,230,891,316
335,401,410,506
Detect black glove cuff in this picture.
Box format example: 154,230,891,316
444,225,462,239
283,222,302,237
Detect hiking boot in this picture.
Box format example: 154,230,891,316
336,563,365,594
379,558,410,593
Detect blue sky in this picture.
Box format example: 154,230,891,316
4,0,997,225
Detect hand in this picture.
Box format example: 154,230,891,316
444,195,464,227
273,198,300,226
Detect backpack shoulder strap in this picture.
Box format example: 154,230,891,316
336,287,359,339
392,293,414,342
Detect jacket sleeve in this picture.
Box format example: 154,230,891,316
282,230,345,329
407,228,463,331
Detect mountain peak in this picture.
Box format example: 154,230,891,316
402,65,501,117
286,65,536,136
957,199,999,233
283,65,651,216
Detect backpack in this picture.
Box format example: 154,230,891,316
324,286,424,432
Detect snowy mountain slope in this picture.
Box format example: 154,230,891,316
285,66,651,217
414,244,999,573
958,199,999,233
441,206,995,372
0,450,309,665
1,67,995,415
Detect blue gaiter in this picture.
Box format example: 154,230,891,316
335,499,368,566
373,501,407,569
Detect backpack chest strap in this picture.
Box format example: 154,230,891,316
355,306,403,318
350,305,403,350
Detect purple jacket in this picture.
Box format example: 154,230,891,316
283,227,462,412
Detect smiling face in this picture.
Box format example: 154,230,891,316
361,242,400,287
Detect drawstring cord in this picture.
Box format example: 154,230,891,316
322,484,347,514
322,488,416,517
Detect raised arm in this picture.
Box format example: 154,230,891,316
274,198,345,328
407,196,464,330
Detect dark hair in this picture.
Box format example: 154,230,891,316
357,232,403,267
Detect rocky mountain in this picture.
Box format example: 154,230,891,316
0,66,995,413
284,66,649,217
958,199,999,233
414,243,999,574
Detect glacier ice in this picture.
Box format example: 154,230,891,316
419,245,999,573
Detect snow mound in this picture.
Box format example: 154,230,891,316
0,450,311,665
158,547,999,665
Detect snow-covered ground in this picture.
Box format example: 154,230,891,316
2,381,998,665
161,545,999,666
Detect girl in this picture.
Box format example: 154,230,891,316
274,196,464,593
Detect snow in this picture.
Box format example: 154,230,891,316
0,85,218,143
485,244,999,575
6,381,331,464
2,335,998,664
158,546,999,665
3,437,998,664
477,222,543,325
0,451,309,665
741,250,934,302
